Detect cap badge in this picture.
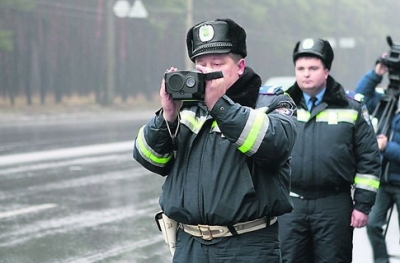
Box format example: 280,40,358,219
301,38,315,50
199,25,214,42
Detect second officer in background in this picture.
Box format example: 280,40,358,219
279,38,381,263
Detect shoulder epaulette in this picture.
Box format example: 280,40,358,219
259,85,284,95
345,90,364,102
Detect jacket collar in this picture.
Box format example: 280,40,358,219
286,75,349,107
225,66,261,109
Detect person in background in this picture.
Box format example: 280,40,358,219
133,18,298,262
355,55,400,263
279,38,381,263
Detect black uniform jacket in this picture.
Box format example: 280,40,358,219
286,76,381,214
134,67,298,225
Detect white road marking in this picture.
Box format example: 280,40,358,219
0,141,134,166
0,203,57,219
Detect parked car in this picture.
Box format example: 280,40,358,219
263,76,296,91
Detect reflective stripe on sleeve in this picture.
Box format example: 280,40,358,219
236,108,269,155
210,120,220,133
135,126,173,167
354,173,380,192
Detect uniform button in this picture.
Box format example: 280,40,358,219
220,107,224,111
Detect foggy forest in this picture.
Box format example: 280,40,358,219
1,0,400,107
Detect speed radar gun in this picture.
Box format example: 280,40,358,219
165,70,223,101
373,35,400,237
155,211,178,255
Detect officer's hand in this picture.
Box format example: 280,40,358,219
351,209,368,228
375,53,388,76
377,134,388,151
160,67,183,122
196,65,226,110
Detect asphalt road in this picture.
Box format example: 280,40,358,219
353,208,399,263
0,110,155,155
0,110,172,263
0,109,398,263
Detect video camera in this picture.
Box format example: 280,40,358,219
378,36,400,94
372,36,400,137
165,71,223,100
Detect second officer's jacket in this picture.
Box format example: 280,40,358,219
134,67,298,226
286,75,381,214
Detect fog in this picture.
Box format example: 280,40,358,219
1,2,400,262
1,0,400,106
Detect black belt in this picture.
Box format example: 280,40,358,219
290,185,350,199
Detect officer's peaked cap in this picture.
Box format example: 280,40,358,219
186,18,247,61
293,38,334,69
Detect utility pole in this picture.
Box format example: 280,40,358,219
107,0,148,105
106,0,115,106
185,0,193,70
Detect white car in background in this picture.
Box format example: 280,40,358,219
263,76,296,91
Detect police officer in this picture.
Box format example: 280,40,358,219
279,38,381,263
133,18,298,262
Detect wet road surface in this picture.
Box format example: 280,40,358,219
0,149,171,262
0,110,398,263
0,111,151,155
0,111,171,262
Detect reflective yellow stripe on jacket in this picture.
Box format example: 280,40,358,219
180,110,207,134
135,126,173,167
236,108,270,155
297,109,358,124
180,108,269,155
354,173,380,192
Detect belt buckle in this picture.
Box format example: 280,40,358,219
197,224,213,240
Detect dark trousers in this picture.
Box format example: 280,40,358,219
366,184,400,263
173,222,281,263
279,191,354,263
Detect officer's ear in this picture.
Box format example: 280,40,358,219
324,68,329,80
237,58,246,76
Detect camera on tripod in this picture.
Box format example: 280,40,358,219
164,70,223,100
372,36,400,136
378,36,400,94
